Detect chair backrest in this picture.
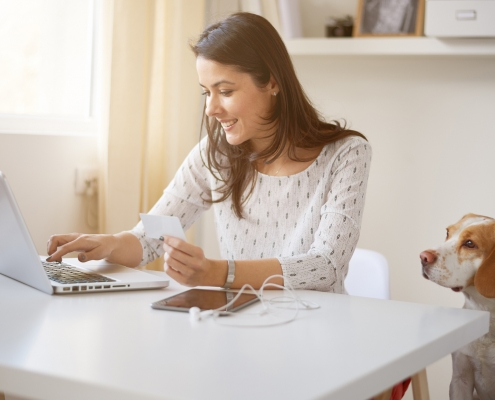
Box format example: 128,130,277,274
344,248,390,300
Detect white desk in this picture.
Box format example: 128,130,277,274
0,271,489,400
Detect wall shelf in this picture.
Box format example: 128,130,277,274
285,37,495,56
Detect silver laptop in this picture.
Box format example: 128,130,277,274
0,171,169,295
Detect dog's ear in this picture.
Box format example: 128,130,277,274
474,245,495,298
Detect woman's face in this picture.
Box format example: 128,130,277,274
196,57,278,150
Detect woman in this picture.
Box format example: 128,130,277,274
47,13,371,293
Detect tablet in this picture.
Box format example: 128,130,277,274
151,289,259,313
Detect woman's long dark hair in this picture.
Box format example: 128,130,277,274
191,12,366,219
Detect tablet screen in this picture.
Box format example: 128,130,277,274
151,289,258,312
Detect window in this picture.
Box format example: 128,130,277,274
0,0,100,135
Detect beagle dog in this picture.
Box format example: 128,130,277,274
420,213,495,400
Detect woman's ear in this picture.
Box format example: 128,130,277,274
268,75,279,94
474,244,495,298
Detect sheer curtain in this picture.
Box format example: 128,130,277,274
99,0,205,270
0,3,205,399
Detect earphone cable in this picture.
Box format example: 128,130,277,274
201,274,320,327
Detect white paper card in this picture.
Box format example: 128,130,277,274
139,214,187,241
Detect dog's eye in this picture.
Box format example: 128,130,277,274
463,240,476,249
445,229,449,239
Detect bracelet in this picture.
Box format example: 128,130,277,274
222,259,236,289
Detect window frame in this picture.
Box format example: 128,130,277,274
0,0,101,136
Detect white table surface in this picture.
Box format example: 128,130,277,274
0,267,489,400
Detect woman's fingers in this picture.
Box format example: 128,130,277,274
164,262,187,285
77,244,110,263
163,237,205,262
47,235,105,262
163,256,200,287
162,237,208,286
46,233,82,256
163,237,198,256
165,250,195,275
163,242,195,268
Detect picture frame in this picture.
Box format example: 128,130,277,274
353,0,425,37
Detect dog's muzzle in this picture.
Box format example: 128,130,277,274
420,250,437,280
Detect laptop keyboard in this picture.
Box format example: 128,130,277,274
42,261,115,285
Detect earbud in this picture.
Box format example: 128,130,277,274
189,307,218,322
189,307,201,321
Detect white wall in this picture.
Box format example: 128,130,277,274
0,134,99,255
297,54,495,399
296,4,495,398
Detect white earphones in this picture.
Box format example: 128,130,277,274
188,275,319,327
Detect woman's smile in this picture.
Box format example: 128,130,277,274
218,119,238,130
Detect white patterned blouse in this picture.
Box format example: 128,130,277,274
130,135,372,293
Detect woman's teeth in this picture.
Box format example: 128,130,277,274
222,119,237,128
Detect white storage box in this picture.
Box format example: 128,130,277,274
425,0,495,37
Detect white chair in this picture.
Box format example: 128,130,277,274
345,248,390,300
345,248,430,400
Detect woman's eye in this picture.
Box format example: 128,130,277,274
201,92,210,97
463,240,476,248
220,90,232,96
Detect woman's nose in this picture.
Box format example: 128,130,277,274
205,95,221,117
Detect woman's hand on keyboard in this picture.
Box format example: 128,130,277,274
46,232,143,267
46,233,117,263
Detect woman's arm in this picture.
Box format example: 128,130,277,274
47,139,213,268
161,234,283,288
130,139,213,267
276,138,372,292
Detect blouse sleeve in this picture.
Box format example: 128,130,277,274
129,139,213,267
277,138,372,292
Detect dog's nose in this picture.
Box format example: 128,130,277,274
420,250,437,267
